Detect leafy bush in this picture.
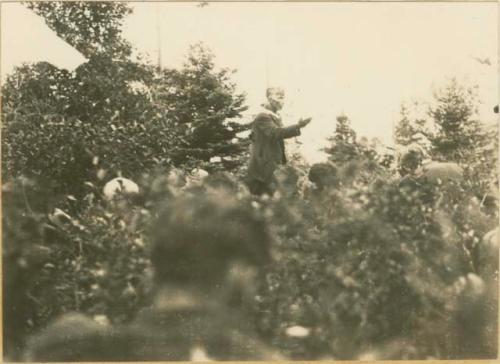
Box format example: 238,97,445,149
2,45,250,197
395,79,498,202
255,165,496,359
3,156,498,360
2,5,497,359
2,176,154,359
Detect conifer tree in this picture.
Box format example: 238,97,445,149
324,114,360,164
154,44,250,172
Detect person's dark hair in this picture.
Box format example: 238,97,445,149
150,191,271,287
308,163,338,190
398,148,423,176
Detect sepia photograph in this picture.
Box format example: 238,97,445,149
1,1,498,361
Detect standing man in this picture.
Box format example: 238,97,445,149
247,87,312,195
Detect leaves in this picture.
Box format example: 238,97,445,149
2,5,497,361
395,78,498,206
26,2,133,59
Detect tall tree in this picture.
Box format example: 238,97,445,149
428,79,488,166
26,2,132,59
395,79,497,199
1,50,250,192
324,114,361,164
394,103,432,152
152,44,250,172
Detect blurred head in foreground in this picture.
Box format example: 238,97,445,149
150,190,272,304
308,162,339,192
25,189,277,362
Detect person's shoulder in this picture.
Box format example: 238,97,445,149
25,312,150,361
24,313,111,361
254,107,279,122
254,112,274,123
398,174,420,189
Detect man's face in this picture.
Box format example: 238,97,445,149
267,89,285,111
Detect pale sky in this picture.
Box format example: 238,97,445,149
123,2,498,162
2,2,498,163
1,3,87,74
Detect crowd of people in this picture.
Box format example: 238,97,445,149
16,89,498,361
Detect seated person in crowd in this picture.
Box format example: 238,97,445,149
398,146,463,187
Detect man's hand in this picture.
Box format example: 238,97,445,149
298,117,312,128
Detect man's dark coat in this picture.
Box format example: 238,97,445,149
247,109,301,184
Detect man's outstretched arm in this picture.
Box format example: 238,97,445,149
254,114,311,140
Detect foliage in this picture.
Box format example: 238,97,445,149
323,115,393,173
429,80,487,166
2,175,153,360
324,114,360,164
148,44,250,172
26,1,133,58
5,159,497,360
1,60,176,196
3,4,497,362
255,161,496,360
3,4,249,196
2,47,249,196
395,79,498,200
394,103,432,150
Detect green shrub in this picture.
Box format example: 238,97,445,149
3,162,497,360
